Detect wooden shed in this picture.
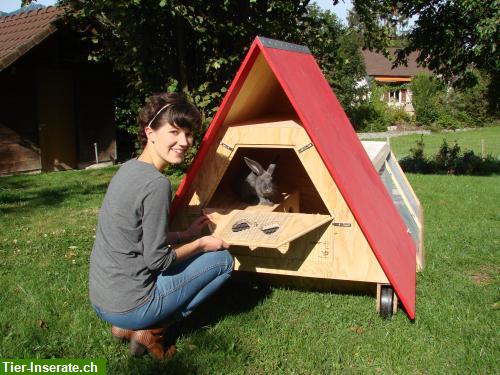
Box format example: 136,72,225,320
170,37,421,319
0,6,116,175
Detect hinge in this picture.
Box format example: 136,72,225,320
220,142,234,152
333,222,352,228
298,143,313,153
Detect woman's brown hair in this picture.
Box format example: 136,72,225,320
137,93,201,149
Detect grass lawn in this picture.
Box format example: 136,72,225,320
1,167,499,374
375,126,500,159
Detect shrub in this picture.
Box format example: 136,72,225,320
389,105,413,126
434,112,459,130
399,136,433,173
434,139,461,173
413,70,496,130
349,84,392,132
410,73,443,126
439,70,492,127
454,111,477,127
399,138,500,175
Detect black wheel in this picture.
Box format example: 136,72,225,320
380,285,394,319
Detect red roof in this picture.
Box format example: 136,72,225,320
172,37,417,319
0,6,63,71
362,48,431,77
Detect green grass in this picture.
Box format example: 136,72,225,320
1,167,499,374
375,126,500,159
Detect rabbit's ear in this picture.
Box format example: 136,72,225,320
244,157,265,175
267,164,276,176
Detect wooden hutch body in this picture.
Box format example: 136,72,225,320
170,37,422,319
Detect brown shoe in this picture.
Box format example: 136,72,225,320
111,326,134,342
129,326,176,360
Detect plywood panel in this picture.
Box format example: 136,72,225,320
231,221,387,283
219,121,330,214
172,127,233,230
230,222,333,275
293,132,389,282
205,208,332,250
224,55,297,125
173,120,388,284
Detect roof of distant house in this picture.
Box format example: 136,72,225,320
0,6,64,71
362,48,431,78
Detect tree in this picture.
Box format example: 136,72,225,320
410,73,443,126
335,0,499,113
60,0,367,150
60,1,312,134
298,4,367,115
347,8,409,48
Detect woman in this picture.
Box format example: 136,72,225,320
89,92,233,360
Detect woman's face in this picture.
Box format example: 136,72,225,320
147,122,193,165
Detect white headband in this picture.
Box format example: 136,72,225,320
147,104,171,127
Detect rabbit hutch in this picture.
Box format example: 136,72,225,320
170,37,423,319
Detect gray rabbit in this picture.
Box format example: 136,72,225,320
236,157,276,205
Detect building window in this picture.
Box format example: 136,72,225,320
401,89,407,103
389,90,399,102
384,88,409,104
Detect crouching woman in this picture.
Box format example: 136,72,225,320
89,93,233,360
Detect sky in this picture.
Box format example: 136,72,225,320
314,0,352,23
1,0,57,12
1,0,352,23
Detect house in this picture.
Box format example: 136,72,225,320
361,48,432,114
0,6,116,175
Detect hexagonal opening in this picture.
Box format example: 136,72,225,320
207,147,330,215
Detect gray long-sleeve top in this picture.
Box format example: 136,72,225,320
89,159,176,313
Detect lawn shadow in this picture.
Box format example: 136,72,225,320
0,178,36,191
0,181,109,216
234,271,377,298
168,278,272,340
119,279,272,374
119,275,382,373
122,355,197,375
167,273,379,343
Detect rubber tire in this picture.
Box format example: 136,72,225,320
380,285,394,319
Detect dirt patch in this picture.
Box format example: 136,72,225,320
470,265,499,285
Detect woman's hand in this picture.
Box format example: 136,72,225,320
184,215,211,240
198,235,229,252
173,233,229,263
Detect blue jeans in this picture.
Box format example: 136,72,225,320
93,250,233,330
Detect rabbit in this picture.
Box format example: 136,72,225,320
236,157,277,206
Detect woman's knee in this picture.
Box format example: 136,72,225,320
205,249,234,275
221,249,234,274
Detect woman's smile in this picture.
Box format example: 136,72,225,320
170,148,186,155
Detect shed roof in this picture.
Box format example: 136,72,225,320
362,48,431,78
0,6,63,71
172,37,417,319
